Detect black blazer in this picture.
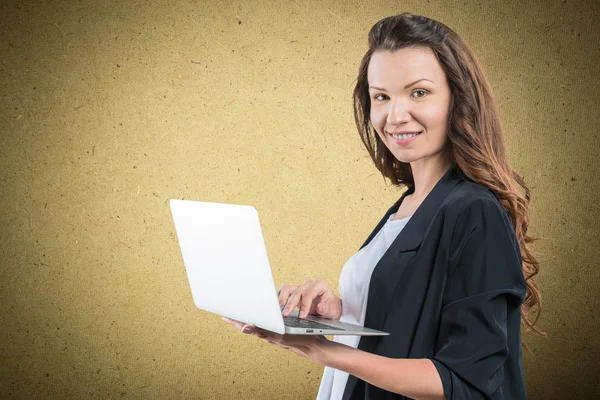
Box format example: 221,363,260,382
342,166,528,400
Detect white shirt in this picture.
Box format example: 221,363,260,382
316,213,412,400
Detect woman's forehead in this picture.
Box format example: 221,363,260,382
368,48,446,88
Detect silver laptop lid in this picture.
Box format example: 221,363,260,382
169,200,285,334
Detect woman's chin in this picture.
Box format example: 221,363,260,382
389,153,414,164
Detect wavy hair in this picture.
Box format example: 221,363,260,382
353,12,544,346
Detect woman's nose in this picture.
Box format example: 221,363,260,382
386,101,411,124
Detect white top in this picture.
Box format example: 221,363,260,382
316,213,412,400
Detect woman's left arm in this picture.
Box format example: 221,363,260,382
320,340,445,400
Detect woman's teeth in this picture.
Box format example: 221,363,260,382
392,132,421,140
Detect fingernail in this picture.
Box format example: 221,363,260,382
242,327,254,334
299,311,306,318
282,307,289,315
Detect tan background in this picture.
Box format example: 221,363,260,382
1,0,599,398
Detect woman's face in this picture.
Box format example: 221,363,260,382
368,47,452,168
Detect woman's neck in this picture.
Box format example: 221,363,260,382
409,155,452,199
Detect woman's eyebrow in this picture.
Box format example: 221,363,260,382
369,78,435,91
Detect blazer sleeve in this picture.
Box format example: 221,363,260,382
430,196,527,399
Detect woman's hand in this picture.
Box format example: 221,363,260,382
221,317,332,364
278,279,342,320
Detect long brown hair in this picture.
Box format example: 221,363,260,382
353,12,545,344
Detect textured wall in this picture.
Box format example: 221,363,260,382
1,0,599,399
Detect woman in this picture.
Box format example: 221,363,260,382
224,12,543,399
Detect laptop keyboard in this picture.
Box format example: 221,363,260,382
283,315,344,330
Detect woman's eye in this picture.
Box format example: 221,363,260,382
373,90,428,101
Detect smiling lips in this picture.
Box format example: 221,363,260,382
388,131,422,144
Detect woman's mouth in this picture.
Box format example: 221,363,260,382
389,131,422,144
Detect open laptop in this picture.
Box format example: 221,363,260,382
169,199,389,336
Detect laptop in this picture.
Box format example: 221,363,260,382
169,199,389,336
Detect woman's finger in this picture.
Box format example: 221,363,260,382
298,279,329,318
277,284,298,309
255,328,277,342
305,280,341,319
222,317,257,335
241,324,257,334
317,299,327,315
282,280,313,316
222,317,245,330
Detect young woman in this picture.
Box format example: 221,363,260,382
224,12,543,399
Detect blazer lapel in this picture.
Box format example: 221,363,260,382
358,188,413,250
342,165,463,400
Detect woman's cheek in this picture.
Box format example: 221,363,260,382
370,109,385,133
419,102,439,121
421,101,450,130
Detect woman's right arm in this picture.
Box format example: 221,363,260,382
278,279,343,320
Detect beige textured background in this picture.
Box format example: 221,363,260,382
1,0,599,399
